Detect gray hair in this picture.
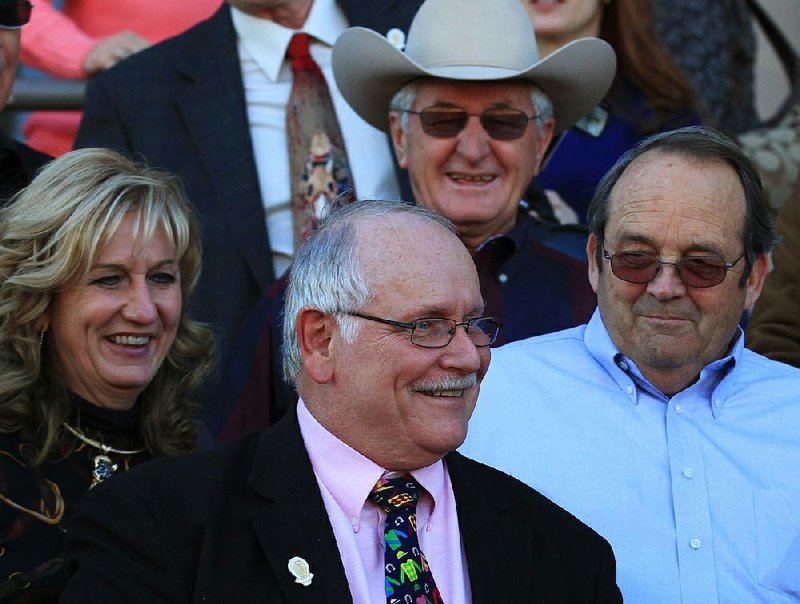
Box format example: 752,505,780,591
281,199,455,384
390,78,553,138
587,126,778,286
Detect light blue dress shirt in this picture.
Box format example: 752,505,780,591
461,310,800,603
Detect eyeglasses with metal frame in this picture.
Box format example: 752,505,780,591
346,312,502,349
0,0,32,29
602,248,745,288
394,105,539,141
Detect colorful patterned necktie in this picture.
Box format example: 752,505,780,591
285,32,355,249
369,475,444,604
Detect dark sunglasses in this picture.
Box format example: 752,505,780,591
0,0,32,28
396,105,538,140
603,249,745,288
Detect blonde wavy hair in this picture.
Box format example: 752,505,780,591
0,148,216,465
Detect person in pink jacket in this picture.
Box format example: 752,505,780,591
19,0,221,156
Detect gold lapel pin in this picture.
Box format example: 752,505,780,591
288,556,314,587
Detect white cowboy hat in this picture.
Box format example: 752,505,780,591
332,0,616,135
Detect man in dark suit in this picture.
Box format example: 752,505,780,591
74,0,423,431
61,200,621,603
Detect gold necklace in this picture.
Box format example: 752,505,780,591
62,422,145,488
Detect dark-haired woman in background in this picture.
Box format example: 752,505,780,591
0,148,215,600
523,0,704,222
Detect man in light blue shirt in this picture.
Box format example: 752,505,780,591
461,126,800,603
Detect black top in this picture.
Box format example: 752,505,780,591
0,397,149,602
0,130,50,203
61,407,621,603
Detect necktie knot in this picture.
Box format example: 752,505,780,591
287,33,320,74
369,475,421,514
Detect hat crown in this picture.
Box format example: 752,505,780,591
405,0,541,74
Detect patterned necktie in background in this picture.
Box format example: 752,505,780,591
369,475,444,604
285,32,355,250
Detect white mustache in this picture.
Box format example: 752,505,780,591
412,374,477,393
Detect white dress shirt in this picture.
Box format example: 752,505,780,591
231,1,402,276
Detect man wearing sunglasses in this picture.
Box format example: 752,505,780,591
197,0,617,441
62,200,620,603
462,126,800,603
0,0,49,201
332,0,616,346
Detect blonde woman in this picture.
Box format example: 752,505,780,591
0,148,215,599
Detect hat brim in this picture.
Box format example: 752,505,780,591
333,28,616,135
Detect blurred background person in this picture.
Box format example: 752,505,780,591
652,0,758,137
18,0,221,156
0,148,215,600
521,0,703,222
0,0,49,200
746,174,800,367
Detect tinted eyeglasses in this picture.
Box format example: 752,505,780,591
396,105,538,140
0,0,32,28
347,312,502,349
603,249,745,288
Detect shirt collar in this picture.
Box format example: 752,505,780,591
297,398,446,523
584,308,741,406
474,205,534,254
230,0,347,82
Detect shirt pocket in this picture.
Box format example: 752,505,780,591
755,489,800,601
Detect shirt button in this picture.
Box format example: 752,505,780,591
626,385,634,395
713,399,722,409
682,467,694,479
618,360,629,371
498,273,508,284
675,403,684,414
690,538,701,549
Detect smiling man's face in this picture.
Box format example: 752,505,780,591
390,79,552,250
587,150,768,394
324,216,490,470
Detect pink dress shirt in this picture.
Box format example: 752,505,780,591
297,399,473,604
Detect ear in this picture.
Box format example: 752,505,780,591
389,111,409,169
587,233,600,294
296,308,336,384
743,252,770,311
531,117,555,175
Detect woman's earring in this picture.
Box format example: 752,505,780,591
39,331,45,349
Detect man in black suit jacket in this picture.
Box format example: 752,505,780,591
74,0,423,431
62,200,621,603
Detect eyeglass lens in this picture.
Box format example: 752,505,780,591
609,251,733,288
416,107,533,140
412,317,500,347
0,0,31,27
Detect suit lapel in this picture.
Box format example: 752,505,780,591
447,452,534,602
248,411,352,603
173,6,274,291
